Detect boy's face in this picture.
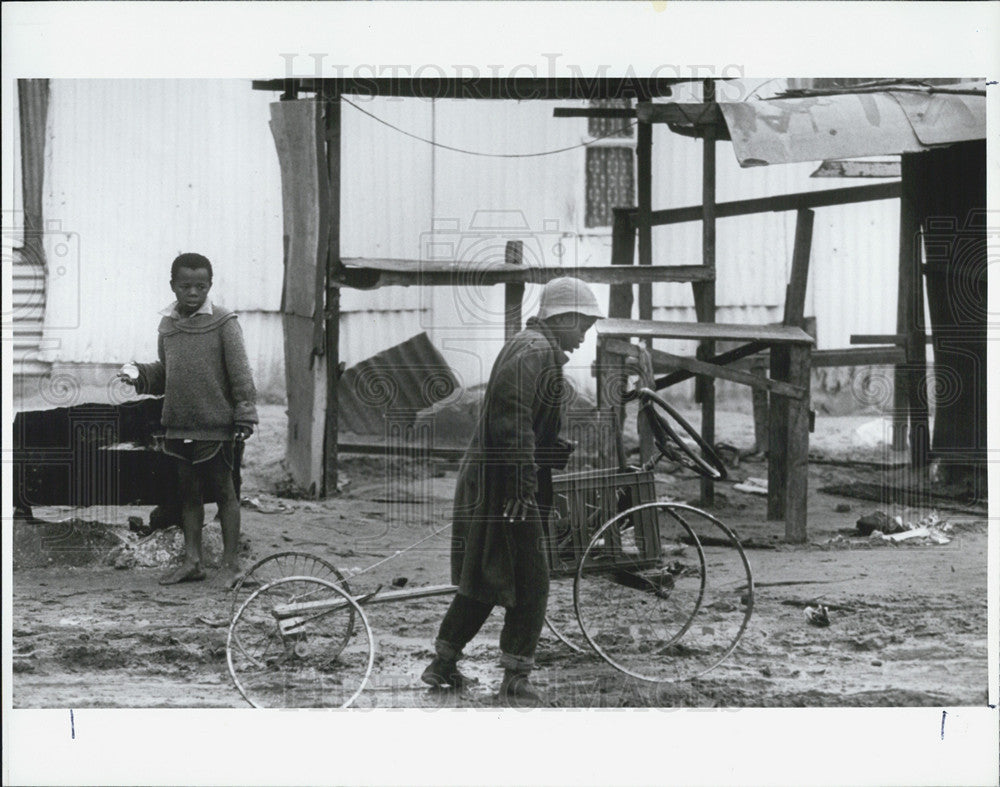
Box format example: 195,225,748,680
545,312,598,352
171,266,212,316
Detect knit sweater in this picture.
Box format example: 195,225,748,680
136,304,258,440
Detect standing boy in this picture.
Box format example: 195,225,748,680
121,253,258,587
421,277,603,706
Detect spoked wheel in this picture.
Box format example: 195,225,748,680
227,576,374,708
230,551,352,619
575,502,753,683
638,388,727,480
544,587,587,654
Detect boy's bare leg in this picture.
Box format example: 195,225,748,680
217,492,241,588
160,461,206,584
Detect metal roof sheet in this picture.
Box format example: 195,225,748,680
718,83,986,167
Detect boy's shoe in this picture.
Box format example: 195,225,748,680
498,669,548,707
421,656,477,690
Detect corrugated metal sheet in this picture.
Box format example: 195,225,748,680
41,79,285,364
336,332,458,436
37,81,910,403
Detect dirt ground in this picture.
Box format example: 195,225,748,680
11,404,990,709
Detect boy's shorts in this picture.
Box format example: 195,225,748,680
163,439,234,468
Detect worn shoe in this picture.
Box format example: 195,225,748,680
421,657,477,690
498,669,549,707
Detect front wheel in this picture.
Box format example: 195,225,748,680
574,502,752,683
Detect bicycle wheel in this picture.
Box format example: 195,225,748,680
576,502,752,683
227,576,374,708
230,551,352,619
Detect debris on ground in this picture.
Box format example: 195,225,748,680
241,494,294,514
835,503,852,513
804,604,830,627
734,477,768,496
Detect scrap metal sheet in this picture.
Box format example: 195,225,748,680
719,87,985,167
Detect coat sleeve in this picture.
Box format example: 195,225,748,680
221,317,259,425
486,343,546,500
135,334,166,396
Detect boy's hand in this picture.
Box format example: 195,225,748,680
117,362,140,387
235,425,254,442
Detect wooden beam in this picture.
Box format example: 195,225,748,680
652,350,806,399
696,78,718,506
599,319,813,344
252,78,681,100
898,153,930,465
553,107,636,119
623,182,901,227
504,241,524,341
334,260,714,288
811,346,907,367
635,101,725,128
646,341,770,392
785,345,812,543
608,210,635,318
767,343,790,522
783,209,815,327
851,333,906,345
323,91,341,498
636,105,653,323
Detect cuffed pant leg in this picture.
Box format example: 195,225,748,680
499,512,550,671
436,593,493,660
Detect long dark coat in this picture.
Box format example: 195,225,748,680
451,317,569,608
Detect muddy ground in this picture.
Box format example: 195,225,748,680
11,404,990,708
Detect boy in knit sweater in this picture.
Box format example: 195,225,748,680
120,253,258,587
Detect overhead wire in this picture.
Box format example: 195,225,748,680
341,96,637,158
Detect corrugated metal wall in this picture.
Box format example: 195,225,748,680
38,81,902,401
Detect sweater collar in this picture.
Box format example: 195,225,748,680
160,299,214,319
525,316,569,366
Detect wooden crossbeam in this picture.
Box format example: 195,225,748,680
553,107,636,119
653,350,807,399
598,318,813,344
811,346,906,367
622,182,901,227
335,259,714,288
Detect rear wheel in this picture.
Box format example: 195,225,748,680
227,576,374,708
575,502,752,683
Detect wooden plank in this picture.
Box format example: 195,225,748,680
335,260,714,288
653,350,806,399
647,341,769,391
636,107,653,323
811,346,906,367
767,345,790,521
553,107,636,119
783,209,815,326
784,345,811,542
608,209,635,319
598,318,814,344
627,182,901,227
252,78,682,100
850,333,907,345
323,91,341,497
697,79,718,507
504,240,524,341
897,153,930,464
636,101,725,128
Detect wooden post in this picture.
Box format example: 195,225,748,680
785,345,811,543
609,209,635,319
695,78,718,506
896,154,930,466
323,91,342,497
504,240,524,341
769,208,814,529
636,106,653,322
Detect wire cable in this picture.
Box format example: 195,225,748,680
342,96,637,158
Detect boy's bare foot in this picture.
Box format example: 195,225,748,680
217,565,242,590
159,562,206,585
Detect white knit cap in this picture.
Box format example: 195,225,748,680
536,277,605,321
